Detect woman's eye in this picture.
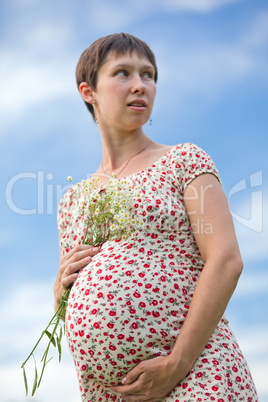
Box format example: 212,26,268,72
142,72,153,79
116,70,128,77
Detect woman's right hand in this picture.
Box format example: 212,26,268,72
54,243,100,310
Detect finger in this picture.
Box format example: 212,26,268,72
122,364,143,385
112,382,142,397
66,246,100,263
65,254,92,276
61,245,99,266
63,244,101,275
61,273,78,289
72,244,101,257
112,367,143,395
75,246,99,263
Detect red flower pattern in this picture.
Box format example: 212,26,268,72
58,143,258,401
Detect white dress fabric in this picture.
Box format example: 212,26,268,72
58,143,258,402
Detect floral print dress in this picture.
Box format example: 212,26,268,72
58,143,258,402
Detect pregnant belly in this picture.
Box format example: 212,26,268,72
65,251,192,386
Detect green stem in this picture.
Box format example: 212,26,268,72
21,288,70,393
38,308,63,386
21,310,58,369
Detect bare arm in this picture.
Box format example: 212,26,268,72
112,173,243,401
168,173,243,370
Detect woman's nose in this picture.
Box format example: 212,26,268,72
131,74,145,94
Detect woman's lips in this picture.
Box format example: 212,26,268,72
128,105,146,112
127,100,147,111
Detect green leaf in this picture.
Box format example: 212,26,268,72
32,363,38,396
45,330,56,347
59,326,63,343
22,365,28,396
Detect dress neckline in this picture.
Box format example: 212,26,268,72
77,143,183,193
115,143,180,181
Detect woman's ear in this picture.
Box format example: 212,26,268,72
79,82,95,104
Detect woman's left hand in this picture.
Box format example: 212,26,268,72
111,355,189,402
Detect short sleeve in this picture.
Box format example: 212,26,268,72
171,143,222,194
57,187,75,232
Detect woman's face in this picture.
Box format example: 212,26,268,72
93,51,157,131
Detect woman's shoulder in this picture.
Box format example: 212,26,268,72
151,142,216,169
168,142,221,192
171,142,210,156
149,142,203,162
164,142,214,164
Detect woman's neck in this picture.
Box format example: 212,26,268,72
99,127,150,173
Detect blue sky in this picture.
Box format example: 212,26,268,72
1,0,267,401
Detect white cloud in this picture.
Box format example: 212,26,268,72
0,281,55,360
87,3,143,32
22,22,71,52
229,192,268,262
0,360,80,402
1,5,267,134
249,363,268,399
158,45,254,91
0,51,74,113
241,10,268,50
0,281,80,401
235,271,268,296
238,326,268,359
236,227,268,263
152,10,268,118
79,0,243,34
235,327,268,398
85,0,242,32
0,22,76,135
164,0,242,12
14,0,39,6
157,43,261,97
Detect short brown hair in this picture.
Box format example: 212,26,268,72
75,33,158,120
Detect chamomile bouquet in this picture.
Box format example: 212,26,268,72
21,175,143,396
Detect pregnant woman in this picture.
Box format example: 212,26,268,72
54,33,258,401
